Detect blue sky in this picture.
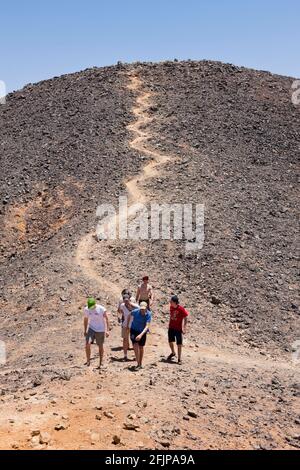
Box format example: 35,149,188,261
1,0,299,92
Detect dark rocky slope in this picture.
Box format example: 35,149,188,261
135,61,299,351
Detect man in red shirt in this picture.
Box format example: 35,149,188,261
167,295,189,364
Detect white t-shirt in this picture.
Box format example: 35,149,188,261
118,296,136,310
84,304,106,333
119,303,133,328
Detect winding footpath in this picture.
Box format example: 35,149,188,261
75,73,176,296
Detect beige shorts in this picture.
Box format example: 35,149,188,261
86,329,105,346
121,326,130,339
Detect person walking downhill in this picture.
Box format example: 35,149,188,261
130,301,152,370
118,293,138,361
136,275,153,309
117,288,136,314
84,298,110,370
167,295,189,365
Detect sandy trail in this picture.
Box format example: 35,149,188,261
75,73,175,293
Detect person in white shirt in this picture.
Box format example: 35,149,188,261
117,289,136,314
118,293,138,361
84,298,110,369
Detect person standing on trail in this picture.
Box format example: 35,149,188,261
84,298,110,369
136,276,153,309
167,295,189,365
130,302,152,370
118,293,138,361
117,289,136,315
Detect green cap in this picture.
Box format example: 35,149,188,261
87,298,96,309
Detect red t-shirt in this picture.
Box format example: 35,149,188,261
169,305,189,331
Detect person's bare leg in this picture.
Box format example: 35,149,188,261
177,345,182,363
169,342,176,355
99,345,104,367
123,335,129,358
133,342,139,365
138,346,144,367
85,343,91,366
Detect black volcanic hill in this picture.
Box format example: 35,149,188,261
0,60,299,362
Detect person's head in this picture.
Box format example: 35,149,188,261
142,275,149,285
140,301,148,315
87,297,96,310
121,288,130,297
170,295,179,308
122,293,131,307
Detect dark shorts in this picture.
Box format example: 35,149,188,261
86,328,105,346
130,328,147,347
168,328,183,345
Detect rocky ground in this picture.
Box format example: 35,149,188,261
0,60,299,450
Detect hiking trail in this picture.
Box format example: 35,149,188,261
75,73,175,295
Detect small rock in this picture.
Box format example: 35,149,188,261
123,422,140,431
211,296,221,306
160,440,171,448
31,436,40,446
55,423,68,431
39,432,51,444
140,416,150,424
188,410,198,418
112,435,121,445
91,433,100,444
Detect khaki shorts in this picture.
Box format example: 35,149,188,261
121,326,130,339
86,328,105,346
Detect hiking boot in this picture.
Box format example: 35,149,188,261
167,353,176,361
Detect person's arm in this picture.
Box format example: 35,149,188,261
136,322,151,341
136,286,140,303
117,303,122,323
148,285,154,305
182,316,188,334
130,300,139,309
84,317,89,336
182,308,189,334
104,312,110,337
